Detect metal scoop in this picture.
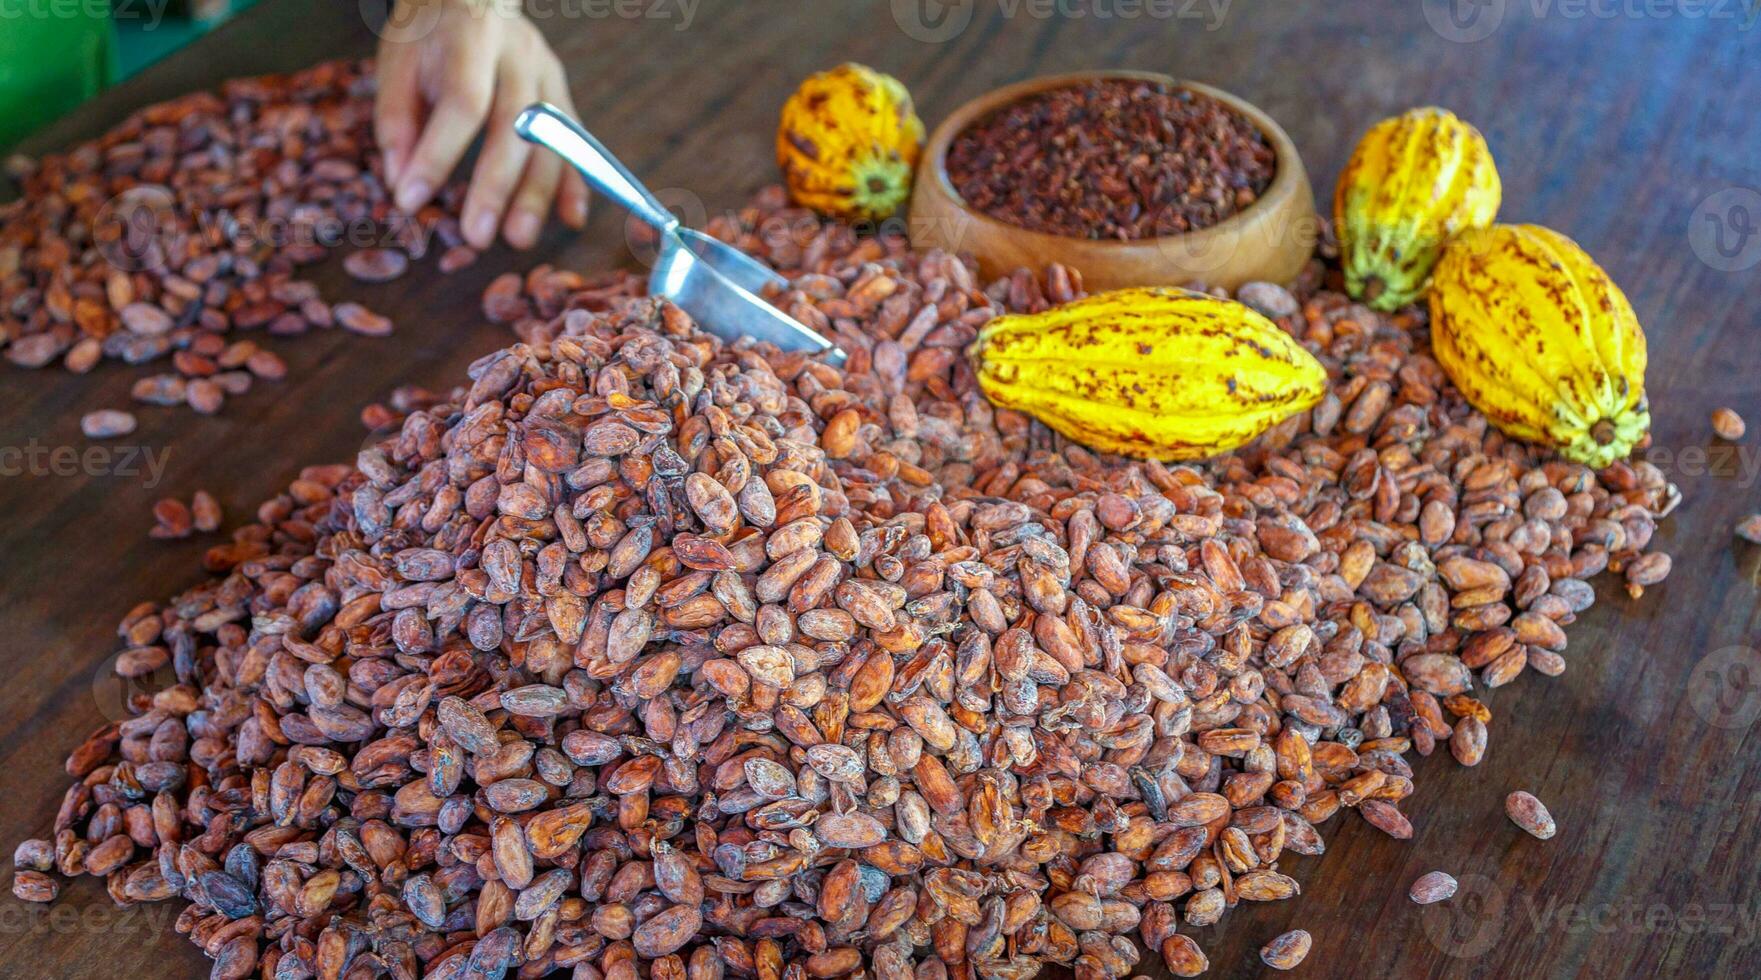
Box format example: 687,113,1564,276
514,103,842,364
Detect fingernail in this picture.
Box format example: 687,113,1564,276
383,149,405,186
567,197,589,227
506,211,541,249
395,178,432,213
467,209,498,247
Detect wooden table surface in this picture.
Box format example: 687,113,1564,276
3,1,1758,977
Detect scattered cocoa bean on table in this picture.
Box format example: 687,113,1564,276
9,179,1679,980
0,60,466,431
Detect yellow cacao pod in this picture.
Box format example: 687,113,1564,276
1429,224,1649,469
969,287,1327,460
1335,107,1500,311
776,63,924,222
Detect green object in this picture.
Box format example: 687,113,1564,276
116,2,243,81
0,0,117,150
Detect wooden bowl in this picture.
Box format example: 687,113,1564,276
908,71,1316,292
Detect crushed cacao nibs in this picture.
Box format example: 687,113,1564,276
945,79,1276,241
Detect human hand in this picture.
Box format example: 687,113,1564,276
375,0,589,250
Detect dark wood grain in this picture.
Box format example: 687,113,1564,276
2,1,1758,977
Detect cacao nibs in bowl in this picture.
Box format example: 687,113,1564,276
9,182,1679,980
944,78,1277,240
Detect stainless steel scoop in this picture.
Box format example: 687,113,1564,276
514,103,842,364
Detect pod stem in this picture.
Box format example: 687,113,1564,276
1361,277,1386,306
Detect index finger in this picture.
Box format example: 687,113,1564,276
373,43,423,186
393,60,494,214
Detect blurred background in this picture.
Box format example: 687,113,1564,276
0,0,254,149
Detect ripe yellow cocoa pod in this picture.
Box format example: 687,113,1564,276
969,287,1327,460
1335,107,1500,311
1429,224,1649,469
776,63,924,222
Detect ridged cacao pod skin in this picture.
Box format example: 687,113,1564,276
1429,224,1649,469
1335,107,1501,311
776,63,924,222
969,287,1328,460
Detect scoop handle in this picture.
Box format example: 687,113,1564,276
514,103,677,234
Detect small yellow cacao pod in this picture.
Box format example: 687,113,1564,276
1335,107,1501,311
776,63,924,222
1429,224,1649,469
969,287,1328,460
